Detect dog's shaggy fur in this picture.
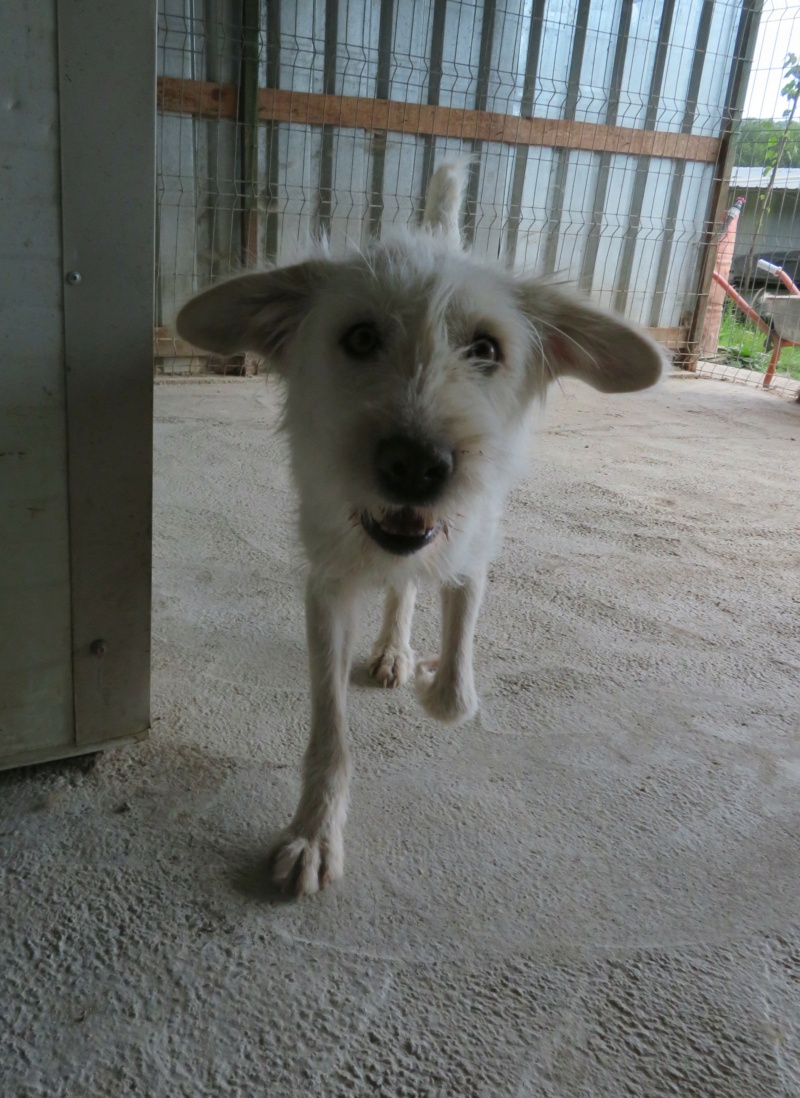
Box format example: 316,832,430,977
178,162,665,896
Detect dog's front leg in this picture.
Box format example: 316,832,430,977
416,572,485,724
268,576,356,896
368,580,417,688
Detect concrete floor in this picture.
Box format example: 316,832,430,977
3,375,800,1097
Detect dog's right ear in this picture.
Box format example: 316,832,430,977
517,281,666,394
176,260,328,361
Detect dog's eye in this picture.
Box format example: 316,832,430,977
341,323,381,358
467,333,502,370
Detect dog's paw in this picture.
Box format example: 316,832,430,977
415,657,479,724
266,828,344,897
368,643,414,689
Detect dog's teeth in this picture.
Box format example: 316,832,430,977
372,507,440,537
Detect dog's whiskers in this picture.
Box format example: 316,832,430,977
535,315,603,376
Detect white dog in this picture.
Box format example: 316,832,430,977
177,162,665,897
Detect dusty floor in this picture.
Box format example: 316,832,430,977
3,375,800,1097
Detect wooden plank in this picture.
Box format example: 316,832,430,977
647,326,686,347
155,322,683,353
1,6,75,766
158,76,238,119
682,140,737,367
240,0,261,268
680,0,764,369
60,0,154,747
0,728,148,774
157,77,720,164
154,326,206,358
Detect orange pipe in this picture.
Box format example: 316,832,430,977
710,270,771,333
755,261,800,296
762,340,788,389
775,268,800,296
710,268,800,388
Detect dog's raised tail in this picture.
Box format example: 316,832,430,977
423,159,470,244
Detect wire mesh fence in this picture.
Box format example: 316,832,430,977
695,0,800,392
155,0,773,383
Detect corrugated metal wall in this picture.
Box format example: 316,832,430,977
731,179,800,255
156,0,757,354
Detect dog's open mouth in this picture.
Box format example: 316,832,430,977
360,507,443,556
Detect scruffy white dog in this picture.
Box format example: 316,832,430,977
178,162,664,897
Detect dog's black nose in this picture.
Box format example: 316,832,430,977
375,436,455,503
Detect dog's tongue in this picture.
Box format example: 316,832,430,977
379,507,429,536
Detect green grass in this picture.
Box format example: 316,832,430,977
718,302,800,380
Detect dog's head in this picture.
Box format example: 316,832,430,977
178,220,664,567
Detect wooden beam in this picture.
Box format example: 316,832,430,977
157,76,720,164
680,0,764,369
152,323,684,362
647,326,686,347
159,76,238,119
240,0,261,268
153,326,205,358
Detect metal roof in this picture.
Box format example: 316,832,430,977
730,166,800,191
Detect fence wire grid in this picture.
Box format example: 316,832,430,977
696,0,800,392
155,0,799,392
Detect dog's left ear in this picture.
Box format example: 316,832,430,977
176,260,329,362
518,282,667,394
